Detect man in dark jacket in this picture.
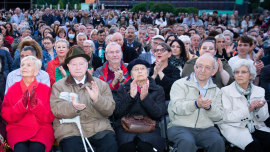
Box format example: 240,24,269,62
141,10,153,24
124,27,142,54
42,8,54,26
112,32,138,63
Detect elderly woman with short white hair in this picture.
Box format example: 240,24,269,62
218,59,270,152
2,56,55,152
179,35,197,59
90,29,98,42
83,40,102,70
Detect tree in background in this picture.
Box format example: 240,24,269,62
260,0,270,10
131,2,155,12
150,2,175,14
58,0,64,9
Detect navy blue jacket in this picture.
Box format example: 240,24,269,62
0,49,13,75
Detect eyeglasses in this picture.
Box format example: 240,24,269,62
234,70,249,75
69,62,87,68
154,48,167,53
195,64,213,72
83,46,94,49
132,67,147,72
217,41,225,43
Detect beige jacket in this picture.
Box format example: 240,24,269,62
218,82,270,150
168,72,223,129
50,71,115,142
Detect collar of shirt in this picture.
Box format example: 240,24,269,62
193,73,209,97
73,74,86,84
127,40,134,46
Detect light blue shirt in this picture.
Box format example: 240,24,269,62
11,13,24,25
193,73,209,97
150,50,156,64
5,68,50,94
183,17,195,27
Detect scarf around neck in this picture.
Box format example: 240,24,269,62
169,55,185,68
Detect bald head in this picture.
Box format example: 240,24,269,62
196,53,217,69
112,32,124,47
194,53,217,82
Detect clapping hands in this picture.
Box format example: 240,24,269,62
197,94,212,110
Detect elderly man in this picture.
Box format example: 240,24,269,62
183,13,195,27
81,12,93,25
177,25,186,37
168,53,224,152
5,46,50,94
77,33,87,48
11,7,24,25
86,24,94,39
112,32,138,63
136,28,147,51
93,42,130,92
42,8,54,26
124,27,142,54
139,35,165,64
79,25,87,34
50,46,118,152
190,34,201,56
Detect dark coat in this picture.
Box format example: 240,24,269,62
260,55,270,66
0,55,6,100
124,39,142,54
141,16,153,24
3,39,13,58
113,77,166,152
149,62,181,101
122,44,139,63
260,64,270,100
0,49,13,75
42,14,54,26
93,18,105,27
91,54,103,71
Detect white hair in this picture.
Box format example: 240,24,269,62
215,34,225,41
179,35,191,44
79,25,86,31
126,27,135,33
90,29,98,38
190,34,200,40
153,28,159,35
231,59,257,80
105,42,121,53
21,56,42,72
76,32,87,41
196,53,218,69
223,30,234,38
55,39,69,48
83,40,95,48
105,34,113,43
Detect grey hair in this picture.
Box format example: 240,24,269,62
105,34,113,43
196,53,218,69
224,34,233,42
138,28,147,35
247,35,257,45
83,40,95,48
177,25,186,31
214,34,225,41
105,42,121,53
223,30,234,38
248,29,259,36
90,29,98,38
126,26,135,33
232,28,239,33
179,35,191,44
231,59,257,80
190,34,200,40
20,56,42,72
76,32,87,41
21,46,37,57
55,39,69,48
54,21,60,24
79,25,86,31
20,26,31,33
86,24,94,29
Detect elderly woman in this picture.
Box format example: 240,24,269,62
179,35,198,59
150,42,180,101
169,39,188,76
218,59,270,152
46,39,69,87
182,39,234,89
215,34,233,61
65,12,77,25
83,40,102,70
114,58,166,152
1,56,55,152
90,29,98,43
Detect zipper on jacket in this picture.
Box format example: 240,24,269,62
194,90,208,128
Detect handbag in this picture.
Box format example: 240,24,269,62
121,115,156,133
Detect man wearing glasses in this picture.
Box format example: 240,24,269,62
168,53,225,152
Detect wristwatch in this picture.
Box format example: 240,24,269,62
120,77,125,83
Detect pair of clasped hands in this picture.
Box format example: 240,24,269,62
248,100,266,112
196,94,212,110
71,81,99,111
22,86,38,109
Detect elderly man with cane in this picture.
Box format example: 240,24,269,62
50,46,118,152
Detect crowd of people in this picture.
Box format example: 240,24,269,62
0,6,270,152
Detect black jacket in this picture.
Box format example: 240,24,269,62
124,39,142,54
141,16,153,24
260,64,270,100
0,55,6,100
91,54,103,71
122,44,139,63
113,77,166,151
149,62,181,100
42,14,54,26
93,18,105,27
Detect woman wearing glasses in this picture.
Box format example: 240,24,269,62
218,59,270,152
182,39,234,89
82,40,102,71
149,42,180,101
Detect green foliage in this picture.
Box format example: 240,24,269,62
248,0,260,12
150,2,175,13
77,3,81,10
260,0,270,10
186,7,199,14
174,7,189,15
58,0,64,9
131,2,155,12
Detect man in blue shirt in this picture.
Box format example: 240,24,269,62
11,8,24,26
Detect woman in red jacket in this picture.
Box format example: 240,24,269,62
0,25,13,45
46,39,69,87
1,56,55,152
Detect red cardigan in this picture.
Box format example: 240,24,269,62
46,57,61,87
1,82,55,152
4,36,14,45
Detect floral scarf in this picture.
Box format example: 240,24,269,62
169,55,185,69
235,82,255,133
